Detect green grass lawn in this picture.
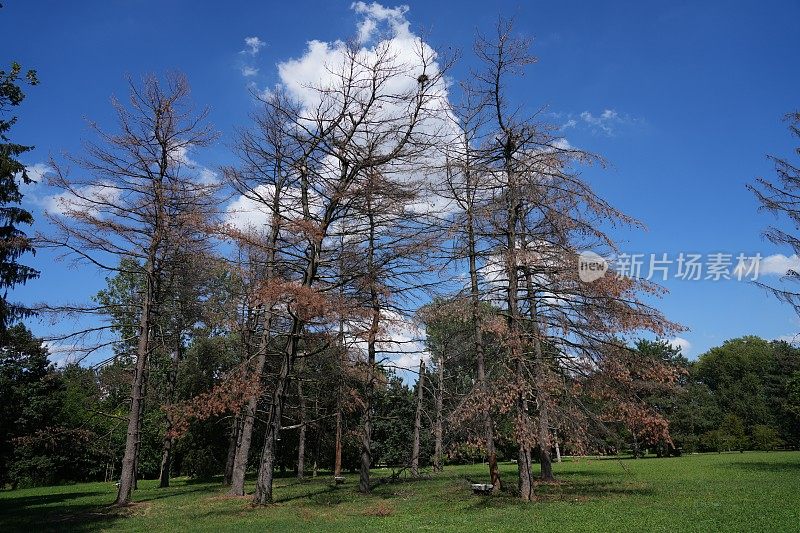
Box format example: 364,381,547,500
1,452,799,532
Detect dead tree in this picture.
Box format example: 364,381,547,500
441,85,502,491
470,21,681,498
223,90,295,497
249,38,449,504
40,73,218,505
749,111,800,312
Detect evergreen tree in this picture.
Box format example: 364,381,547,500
0,61,39,331
0,323,58,486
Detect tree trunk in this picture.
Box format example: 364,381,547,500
334,404,343,477
252,165,320,504
359,347,375,493
520,220,554,483
116,276,153,506
535,372,553,481
229,332,268,496
334,235,346,480
252,347,291,504
466,181,500,492
223,414,242,486
359,188,379,494
231,170,283,494
517,427,534,501
433,354,444,473
296,367,307,479
478,340,500,492
503,151,534,501
251,165,338,503
516,360,535,502
312,400,321,478
158,435,174,488
132,382,145,491
554,432,562,463
411,358,425,476
159,341,182,488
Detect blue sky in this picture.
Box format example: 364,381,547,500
5,0,800,363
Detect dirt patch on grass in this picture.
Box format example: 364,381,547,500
362,501,394,517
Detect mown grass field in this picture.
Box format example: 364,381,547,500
1,451,799,532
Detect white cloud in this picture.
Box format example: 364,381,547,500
276,3,448,128
223,187,274,233
580,109,621,136
342,308,429,380
559,109,644,137
198,167,218,185
669,336,692,356
239,36,266,79
760,254,800,276
39,147,219,217
552,137,572,150
15,162,52,201
44,342,80,368
243,36,265,55
43,182,122,217
24,162,52,184
774,333,800,345
733,253,800,279
168,144,220,184
351,1,411,44
380,312,429,372
223,184,323,234
270,2,456,219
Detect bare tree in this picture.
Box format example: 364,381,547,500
430,20,681,501
440,86,502,491
245,38,449,503
39,73,218,505
749,111,800,312
222,90,297,497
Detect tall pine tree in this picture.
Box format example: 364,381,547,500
0,60,39,331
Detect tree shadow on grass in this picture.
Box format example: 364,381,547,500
461,476,654,510
541,480,653,499
179,475,223,485
273,483,340,504
562,470,628,478
272,475,426,506
135,486,216,503
724,460,800,473
0,491,126,533
305,487,353,506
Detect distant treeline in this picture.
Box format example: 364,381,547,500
1,324,797,488
664,336,799,454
